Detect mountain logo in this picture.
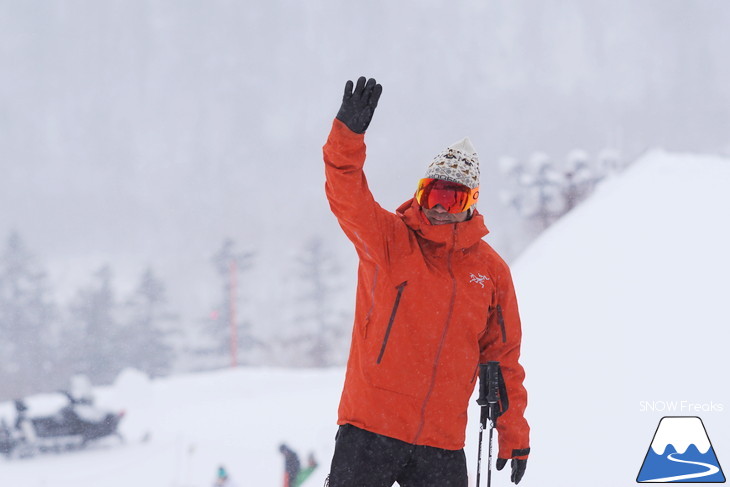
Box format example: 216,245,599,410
637,416,725,483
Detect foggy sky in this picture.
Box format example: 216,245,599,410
1,0,728,332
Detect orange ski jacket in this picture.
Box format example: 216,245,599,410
323,119,530,458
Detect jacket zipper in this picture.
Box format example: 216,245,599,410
414,227,458,443
376,280,408,364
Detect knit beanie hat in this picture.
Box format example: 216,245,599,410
424,137,480,189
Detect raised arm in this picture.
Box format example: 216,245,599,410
323,77,402,265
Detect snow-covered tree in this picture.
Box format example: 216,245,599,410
285,236,348,367
64,266,124,385
597,148,624,176
0,232,60,399
519,152,567,229
118,267,178,377
563,150,599,211
500,148,622,231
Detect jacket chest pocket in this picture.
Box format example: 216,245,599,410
376,280,408,364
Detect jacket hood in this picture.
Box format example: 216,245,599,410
396,198,489,250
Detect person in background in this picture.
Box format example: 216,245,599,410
280,443,318,487
213,465,238,487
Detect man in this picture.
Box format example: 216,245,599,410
323,77,530,486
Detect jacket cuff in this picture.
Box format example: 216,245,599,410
499,446,530,460
332,118,365,141
512,448,530,460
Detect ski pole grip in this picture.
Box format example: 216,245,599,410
477,363,489,406
477,362,501,406
486,361,500,404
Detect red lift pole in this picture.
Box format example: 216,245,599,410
229,259,238,367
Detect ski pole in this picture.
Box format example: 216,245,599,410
476,407,486,487
476,361,504,487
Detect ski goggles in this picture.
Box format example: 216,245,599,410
415,178,479,214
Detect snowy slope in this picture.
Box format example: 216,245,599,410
2,150,729,486
515,150,730,486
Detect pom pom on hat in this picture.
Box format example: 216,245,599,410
424,137,480,189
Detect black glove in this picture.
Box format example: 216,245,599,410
336,76,382,134
496,457,527,485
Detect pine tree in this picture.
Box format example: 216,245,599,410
64,266,123,385
0,232,59,399
119,267,178,377
288,236,347,367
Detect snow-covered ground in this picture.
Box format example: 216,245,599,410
1,150,729,486
0,367,344,487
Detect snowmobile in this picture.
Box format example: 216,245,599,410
9,391,125,456
0,418,15,458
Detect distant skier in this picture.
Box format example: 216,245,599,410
279,443,318,487
213,465,238,487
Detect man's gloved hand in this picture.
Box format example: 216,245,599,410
496,457,527,485
336,76,382,134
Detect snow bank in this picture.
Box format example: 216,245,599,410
515,150,730,486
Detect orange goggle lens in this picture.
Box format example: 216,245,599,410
415,178,479,214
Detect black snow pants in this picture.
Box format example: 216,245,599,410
327,424,468,487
